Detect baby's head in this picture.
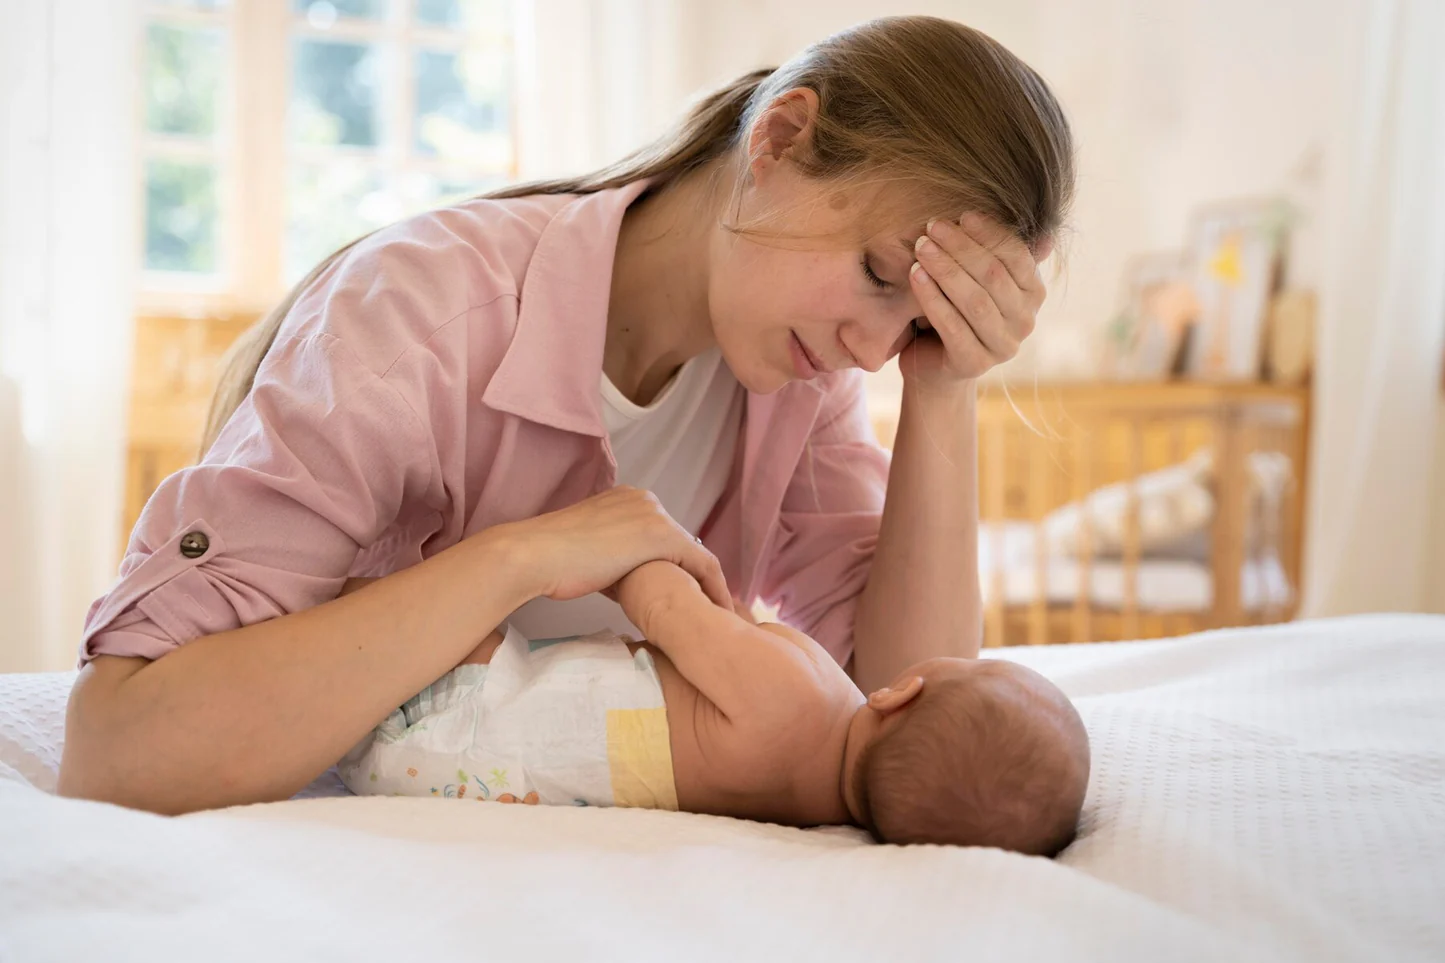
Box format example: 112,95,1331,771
843,658,1089,854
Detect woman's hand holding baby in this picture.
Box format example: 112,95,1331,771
906,213,1052,387
496,486,732,611
337,489,737,620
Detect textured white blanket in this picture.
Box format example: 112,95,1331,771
2,614,1443,962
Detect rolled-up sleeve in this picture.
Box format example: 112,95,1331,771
79,329,433,667
760,371,890,667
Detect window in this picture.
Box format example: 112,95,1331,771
141,0,232,284
140,0,518,311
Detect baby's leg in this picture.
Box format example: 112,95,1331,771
458,627,507,666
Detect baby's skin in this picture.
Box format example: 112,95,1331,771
454,560,1073,834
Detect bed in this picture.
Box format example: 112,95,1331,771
2,613,1442,962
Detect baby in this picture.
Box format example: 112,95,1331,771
339,561,1091,853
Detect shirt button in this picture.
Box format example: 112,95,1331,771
179,532,210,559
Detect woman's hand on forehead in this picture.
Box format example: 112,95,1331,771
902,212,1050,386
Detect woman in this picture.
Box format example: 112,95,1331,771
59,15,1073,815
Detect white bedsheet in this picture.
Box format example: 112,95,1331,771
2,614,1443,962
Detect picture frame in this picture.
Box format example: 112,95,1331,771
1180,197,1294,381
1103,250,1197,380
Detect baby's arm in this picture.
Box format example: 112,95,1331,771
617,561,821,725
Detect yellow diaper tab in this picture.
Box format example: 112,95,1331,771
606,707,679,811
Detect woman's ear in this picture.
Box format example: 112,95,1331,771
1032,234,1055,262
866,676,924,714
747,87,820,176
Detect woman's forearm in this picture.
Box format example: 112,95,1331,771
57,527,538,815
851,381,983,692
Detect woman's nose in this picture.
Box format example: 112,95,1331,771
841,317,914,373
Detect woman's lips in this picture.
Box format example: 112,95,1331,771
789,331,820,380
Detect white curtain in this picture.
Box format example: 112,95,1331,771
0,0,138,672
1300,0,1445,617
513,0,690,179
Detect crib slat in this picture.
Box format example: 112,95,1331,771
1071,425,1092,644
1284,395,1308,618
1029,438,1048,645
1212,408,1246,627
1121,417,1143,640
985,420,1006,648
1273,423,1296,621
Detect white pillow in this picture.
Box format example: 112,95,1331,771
0,670,75,793
1043,449,1215,558
1041,448,1296,562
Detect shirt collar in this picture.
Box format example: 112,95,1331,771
481,177,656,438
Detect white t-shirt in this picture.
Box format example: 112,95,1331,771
505,347,744,640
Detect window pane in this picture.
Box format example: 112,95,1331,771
145,158,220,273
291,39,381,148
396,170,504,209
286,161,396,281
293,0,385,23
415,0,509,30
145,23,224,137
414,47,511,165
434,176,505,204
414,0,460,25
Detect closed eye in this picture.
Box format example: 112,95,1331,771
860,255,891,290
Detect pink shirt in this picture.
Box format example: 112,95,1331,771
79,178,891,670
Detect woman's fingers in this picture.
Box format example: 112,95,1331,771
677,539,731,610
920,219,1026,324
912,255,1016,362
909,260,990,369
944,213,1048,296
519,485,731,608
908,211,1051,378
610,486,731,608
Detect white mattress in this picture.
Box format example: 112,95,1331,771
2,614,1443,962
980,520,1293,611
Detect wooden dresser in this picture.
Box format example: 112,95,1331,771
122,313,258,554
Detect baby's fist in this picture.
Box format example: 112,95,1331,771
613,560,695,624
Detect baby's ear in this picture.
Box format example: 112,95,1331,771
866,676,924,714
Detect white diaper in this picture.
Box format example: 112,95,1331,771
338,624,678,809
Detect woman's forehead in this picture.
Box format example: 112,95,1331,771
829,182,945,245
748,179,937,252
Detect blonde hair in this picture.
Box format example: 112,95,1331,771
201,15,1075,454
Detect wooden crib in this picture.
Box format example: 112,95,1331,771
872,381,1310,648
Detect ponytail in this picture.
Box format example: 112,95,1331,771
200,66,776,456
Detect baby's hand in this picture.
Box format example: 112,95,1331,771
614,560,699,626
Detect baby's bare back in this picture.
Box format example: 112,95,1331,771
457,630,829,824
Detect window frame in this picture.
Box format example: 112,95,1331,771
137,0,520,317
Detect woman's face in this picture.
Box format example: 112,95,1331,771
706,171,929,395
